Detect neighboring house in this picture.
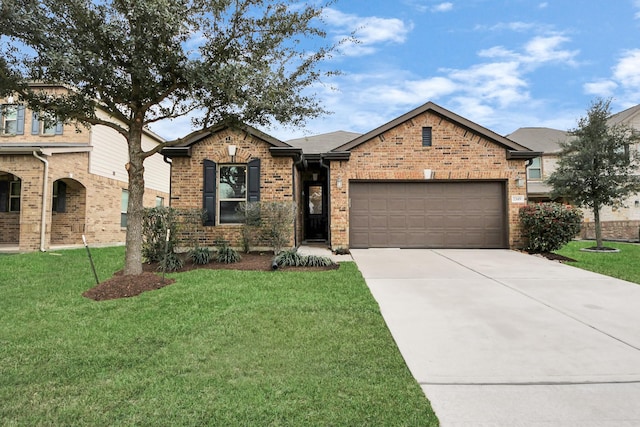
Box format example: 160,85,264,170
0,84,170,252
508,104,640,241
163,101,538,250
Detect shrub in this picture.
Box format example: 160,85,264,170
143,207,179,263
237,202,261,253
216,240,241,264
189,247,212,265
258,201,296,254
519,203,583,253
274,249,306,267
158,251,184,272
303,255,336,267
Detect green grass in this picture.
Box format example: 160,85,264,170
555,241,640,284
0,247,437,426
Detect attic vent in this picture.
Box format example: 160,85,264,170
422,127,432,147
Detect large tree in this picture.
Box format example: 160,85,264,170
547,98,640,249
0,0,339,275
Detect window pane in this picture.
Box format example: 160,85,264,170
121,213,128,228
121,190,128,212
42,122,56,135
309,185,323,214
3,106,17,134
527,169,542,179
219,166,246,198
219,201,243,224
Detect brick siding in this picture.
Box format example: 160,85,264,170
328,111,528,249
169,128,295,250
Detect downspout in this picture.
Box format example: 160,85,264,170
33,151,49,252
319,155,331,247
292,154,304,247
163,155,172,207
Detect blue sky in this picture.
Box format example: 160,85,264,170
151,0,640,141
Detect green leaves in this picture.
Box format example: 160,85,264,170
548,98,640,210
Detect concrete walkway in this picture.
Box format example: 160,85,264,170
351,249,640,426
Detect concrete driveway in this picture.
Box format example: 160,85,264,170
351,249,640,426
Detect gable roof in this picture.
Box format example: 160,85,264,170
287,130,362,154
608,104,640,126
161,121,294,158
333,101,534,156
506,127,569,154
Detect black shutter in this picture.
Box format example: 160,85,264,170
0,181,8,212
203,159,216,226
247,158,261,202
57,181,67,213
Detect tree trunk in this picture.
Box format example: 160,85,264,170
123,122,146,275
593,205,603,249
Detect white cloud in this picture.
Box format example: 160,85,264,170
538,2,548,9
613,49,640,88
635,0,640,19
478,34,578,68
322,9,412,57
584,80,618,97
584,49,640,105
432,3,454,12
479,21,538,33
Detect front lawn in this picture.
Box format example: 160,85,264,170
0,247,437,426
555,241,640,284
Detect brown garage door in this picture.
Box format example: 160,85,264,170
349,181,507,249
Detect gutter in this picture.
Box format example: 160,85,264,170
33,151,49,252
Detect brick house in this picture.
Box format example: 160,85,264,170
163,101,538,250
0,85,170,252
508,104,640,241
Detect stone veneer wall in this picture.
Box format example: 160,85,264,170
327,111,528,249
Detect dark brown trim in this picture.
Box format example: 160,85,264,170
506,150,543,160
269,147,303,157
161,146,192,158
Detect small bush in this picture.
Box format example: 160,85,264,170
217,244,241,264
158,252,184,272
304,255,336,267
274,249,306,267
189,247,212,265
143,207,179,263
519,202,583,253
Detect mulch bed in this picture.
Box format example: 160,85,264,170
532,252,577,263
82,252,338,301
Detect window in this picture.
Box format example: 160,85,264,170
156,196,164,207
32,112,63,136
52,181,67,213
218,165,247,224
527,157,542,179
9,181,20,212
1,105,25,135
202,158,260,226
121,190,128,227
422,127,432,147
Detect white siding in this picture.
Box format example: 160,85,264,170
89,110,169,193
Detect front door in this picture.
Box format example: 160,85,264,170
304,182,328,241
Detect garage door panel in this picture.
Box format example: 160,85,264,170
350,182,506,249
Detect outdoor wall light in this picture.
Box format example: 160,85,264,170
228,144,237,162
312,173,318,181
515,177,525,188
336,177,343,188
